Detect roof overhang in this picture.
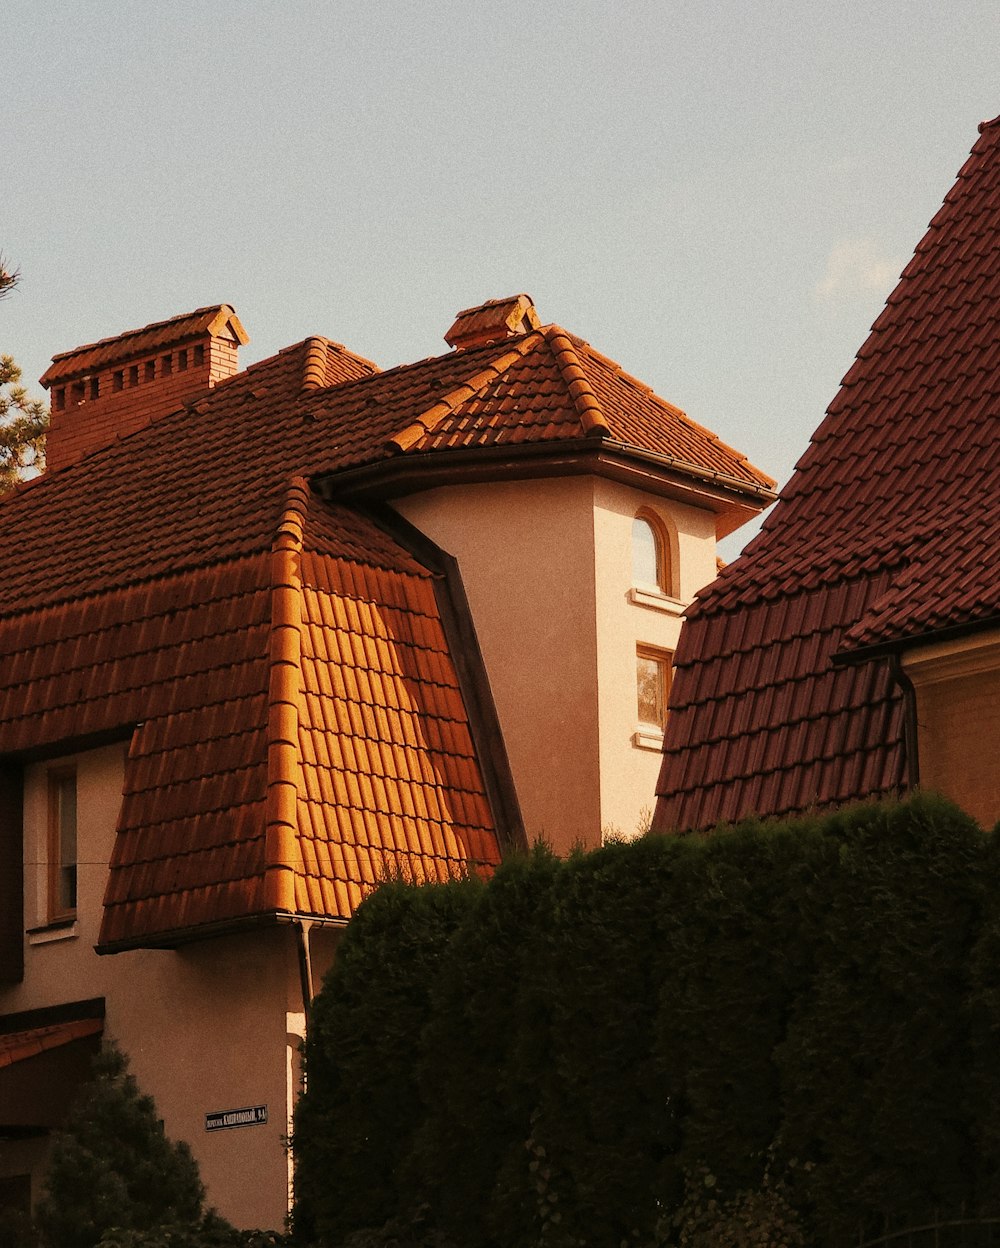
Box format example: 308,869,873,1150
314,440,777,540
833,615,1000,668
95,909,348,956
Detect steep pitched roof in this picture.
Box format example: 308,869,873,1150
653,116,1000,832
0,296,771,946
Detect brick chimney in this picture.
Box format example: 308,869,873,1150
40,305,249,471
444,294,540,350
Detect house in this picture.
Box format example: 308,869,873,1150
0,294,773,1226
652,115,1000,836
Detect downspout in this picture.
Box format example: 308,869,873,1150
888,652,921,790
295,918,315,1022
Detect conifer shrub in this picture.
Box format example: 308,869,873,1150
34,1045,207,1248
291,793,991,1248
291,876,482,1246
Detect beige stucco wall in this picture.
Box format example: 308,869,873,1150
904,628,1000,829
1,742,301,1230
396,475,720,850
397,477,602,855
592,479,716,838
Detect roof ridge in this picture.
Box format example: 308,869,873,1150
300,336,331,392
543,325,610,438
385,333,543,453
294,335,380,392
263,476,309,913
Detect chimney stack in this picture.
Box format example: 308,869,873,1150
40,305,249,471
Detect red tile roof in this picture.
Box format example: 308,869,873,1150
653,115,1000,832
0,296,770,946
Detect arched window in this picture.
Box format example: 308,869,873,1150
632,514,666,592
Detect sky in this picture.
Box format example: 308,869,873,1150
5,1,999,558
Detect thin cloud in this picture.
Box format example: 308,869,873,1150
814,238,901,301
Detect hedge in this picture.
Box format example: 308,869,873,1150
292,794,995,1247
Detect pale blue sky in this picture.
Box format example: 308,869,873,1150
5,1,999,556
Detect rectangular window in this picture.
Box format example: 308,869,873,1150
637,646,673,729
161,353,173,376
48,770,77,920
129,364,140,387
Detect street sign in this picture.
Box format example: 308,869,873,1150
205,1105,268,1131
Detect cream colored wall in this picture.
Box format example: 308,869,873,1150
396,477,602,855
1,743,301,1231
396,475,720,849
904,628,1000,829
592,480,717,838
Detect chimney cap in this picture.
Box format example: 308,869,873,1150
444,294,540,350
40,305,249,388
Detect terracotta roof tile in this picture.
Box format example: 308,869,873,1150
0,1018,104,1069
655,115,1000,831
2,291,769,942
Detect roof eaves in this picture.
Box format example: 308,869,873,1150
833,610,1000,667
599,437,779,503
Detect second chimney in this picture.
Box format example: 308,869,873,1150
40,305,249,471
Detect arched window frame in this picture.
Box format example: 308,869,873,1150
631,509,680,600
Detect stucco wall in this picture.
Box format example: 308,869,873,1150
396,475,720,849
1,743,300,1230
592,480,717,838
904,629,1000,829
396,477,602,855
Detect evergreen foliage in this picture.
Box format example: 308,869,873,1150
292,794,994,1248
292,877,482,1246
34,1046,206,1248
0,352,48,491
0,257,49,491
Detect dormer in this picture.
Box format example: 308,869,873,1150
39,305,249,471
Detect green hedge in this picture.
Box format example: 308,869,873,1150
293,794,996,1247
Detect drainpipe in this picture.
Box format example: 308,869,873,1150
888,653,921,791
295,919,315,1023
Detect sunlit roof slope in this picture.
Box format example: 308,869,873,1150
653,115,1000,832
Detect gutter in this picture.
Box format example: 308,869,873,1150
317,438,777,509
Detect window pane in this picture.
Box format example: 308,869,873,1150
632,518,660,589
50,772,78,915
637,654,664,726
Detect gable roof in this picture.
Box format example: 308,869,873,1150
1,297,772,947
653,116,1000,833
